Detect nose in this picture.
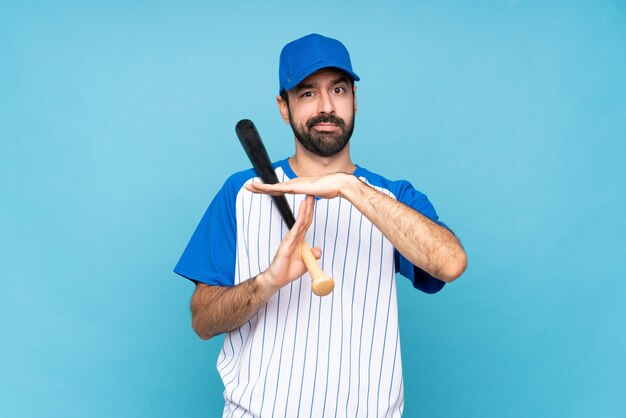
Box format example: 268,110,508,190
317,91,335,114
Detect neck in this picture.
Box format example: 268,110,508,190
289,141,356,177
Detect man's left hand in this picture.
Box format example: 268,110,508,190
245,172,357,199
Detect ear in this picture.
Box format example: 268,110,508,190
276,95,290,124
352,85,357,114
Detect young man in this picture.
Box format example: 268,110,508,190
175,33,467,417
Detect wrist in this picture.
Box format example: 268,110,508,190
255,271,280,299
338,173,365,202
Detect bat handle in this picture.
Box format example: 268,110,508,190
301,241,335,296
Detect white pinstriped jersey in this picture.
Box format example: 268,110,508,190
175,159,447,417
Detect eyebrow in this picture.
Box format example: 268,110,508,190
331,76,350,86
294,82,314,92
293,76,351,92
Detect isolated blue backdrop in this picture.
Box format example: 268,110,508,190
1,1,625,417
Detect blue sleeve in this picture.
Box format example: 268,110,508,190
393,181,447,294
173,178,238,286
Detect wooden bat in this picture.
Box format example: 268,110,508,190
235,119,335,296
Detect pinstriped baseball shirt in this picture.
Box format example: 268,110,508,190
175,158,447,417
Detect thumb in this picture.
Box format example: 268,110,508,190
310,246,322,259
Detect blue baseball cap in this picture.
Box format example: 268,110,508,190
279,33,360,94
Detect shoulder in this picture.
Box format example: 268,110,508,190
354,166,426,201
215,158,291,205
355,165,440,221
222,167,257,192
221,158,290,194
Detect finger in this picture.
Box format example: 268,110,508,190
290,196,313,244
245,182,284,195
293,195,311,234
291,195,312,232
310,246,322,259
247,178,316,196
247,180,301,194
274,197,309,255
303,195,315,230
276,195,313,256
281,196,307,240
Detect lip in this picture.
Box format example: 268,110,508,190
313,123,339,131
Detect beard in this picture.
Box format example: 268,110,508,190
288,111,355,157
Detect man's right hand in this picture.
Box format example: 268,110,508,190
256,195,321,297
191,195,320,340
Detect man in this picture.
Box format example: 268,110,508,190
175,33,467,417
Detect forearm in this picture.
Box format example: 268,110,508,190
191,273,276,340
341,176,467,282
245,176,466,281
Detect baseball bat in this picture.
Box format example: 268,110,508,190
235,119,335,296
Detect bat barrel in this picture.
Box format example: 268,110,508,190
236,119,296,228
236,119,279,185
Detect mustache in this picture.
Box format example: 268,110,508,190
306,114,345,129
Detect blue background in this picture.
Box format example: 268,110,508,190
1,1,625,417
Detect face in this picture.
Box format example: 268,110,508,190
278,69,357,157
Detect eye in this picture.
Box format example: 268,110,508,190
300,91,314,98
333,86,346,94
